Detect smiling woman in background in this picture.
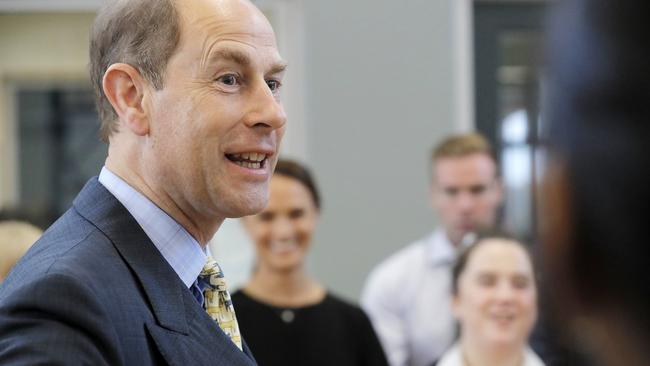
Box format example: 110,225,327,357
232,159,388,366
435,232,544,366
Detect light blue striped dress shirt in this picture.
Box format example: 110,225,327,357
98,167,207,291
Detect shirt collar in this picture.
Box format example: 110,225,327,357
98,167,206,288
426,229,457,266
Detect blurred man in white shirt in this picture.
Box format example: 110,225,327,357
361,133,503,366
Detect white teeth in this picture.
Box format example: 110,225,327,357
229,152,267,167
492,313,515,321
234,160,262,169
230,152,266,161
251,153,266,162
269,240,299,254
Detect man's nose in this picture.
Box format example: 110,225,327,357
244,79,287,131
457,191,476,212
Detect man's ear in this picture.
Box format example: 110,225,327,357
102,63,150,136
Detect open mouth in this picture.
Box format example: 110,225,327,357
225,152,268,169
490,312,516,324
269,240,300,254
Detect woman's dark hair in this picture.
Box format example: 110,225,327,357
451,229,534,296
273,159,321,210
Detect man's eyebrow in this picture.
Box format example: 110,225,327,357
205,49,251,67
269,61,288,74
204,49,288,75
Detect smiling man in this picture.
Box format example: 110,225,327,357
362,133,503,366
0,0,286,364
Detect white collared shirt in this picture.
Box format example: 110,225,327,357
98,167,207,289
436,343,545,366
361,230,457,366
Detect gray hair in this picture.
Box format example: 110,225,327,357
89,0,181,142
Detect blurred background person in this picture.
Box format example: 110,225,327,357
0,220,42,282
540,0,650,365
436,231,543,366
232,159,388,366
361,133,503,366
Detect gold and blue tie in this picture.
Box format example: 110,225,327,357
199,256,243,351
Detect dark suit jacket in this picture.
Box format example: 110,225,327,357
0,178,257,365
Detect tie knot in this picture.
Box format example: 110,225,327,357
201,256,223,276
199,256,226,291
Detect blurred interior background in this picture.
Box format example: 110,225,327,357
0,0,547,300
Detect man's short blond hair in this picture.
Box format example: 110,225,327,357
0,221,42,280
430,133,498,178
431,132,496,163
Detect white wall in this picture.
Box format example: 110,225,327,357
302,0,471,300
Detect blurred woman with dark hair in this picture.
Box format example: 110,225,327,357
232,159,388,366
541,0,650,364
435,231,544,366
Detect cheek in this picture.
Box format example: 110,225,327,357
247,222,272,245
519,292,538,314
439,201,458,218
276,124,287,142
477,197,496,213
295,221,315,242
455,288,489,320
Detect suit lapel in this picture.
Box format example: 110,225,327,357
73,178,256,365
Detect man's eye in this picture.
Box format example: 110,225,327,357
266,79,281,91
470,185,487,195
217,74,238,86
445,188,458,197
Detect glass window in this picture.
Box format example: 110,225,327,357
16,87,105,225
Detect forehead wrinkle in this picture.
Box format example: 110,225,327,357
200,38,252,71
199,37,286,75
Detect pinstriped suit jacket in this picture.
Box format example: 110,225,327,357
0,178,257,365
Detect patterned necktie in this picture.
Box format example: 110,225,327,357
199,256,243,351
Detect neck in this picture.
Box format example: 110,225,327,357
443,229,461,248
461,339,524,366
105,154,222,246
244,263,324,307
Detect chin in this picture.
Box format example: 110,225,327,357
223,190,269,218
267,260,302,274
484,332,525,349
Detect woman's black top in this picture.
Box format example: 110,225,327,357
232,290,389,366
